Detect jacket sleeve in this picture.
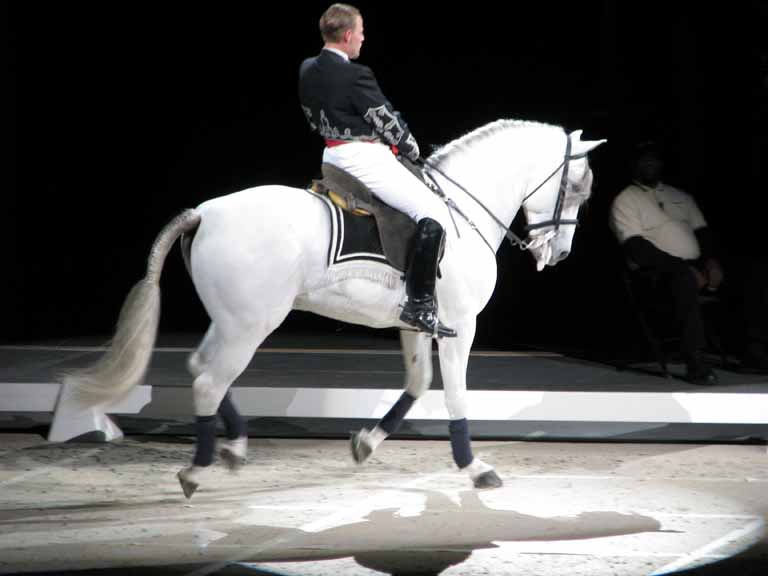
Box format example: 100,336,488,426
352,66,421,160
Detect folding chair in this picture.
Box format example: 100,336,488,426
618,264,726,377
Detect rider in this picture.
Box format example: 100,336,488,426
298,3,456,338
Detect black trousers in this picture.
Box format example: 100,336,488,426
630,260,706,362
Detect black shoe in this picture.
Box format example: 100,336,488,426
740,343,768,374
685,363,719,385
400,299,457,338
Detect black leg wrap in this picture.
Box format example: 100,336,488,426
193,415,217,467
218,392,246,440
449,418,474,469
379,392,416,435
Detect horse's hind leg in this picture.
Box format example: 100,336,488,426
178,320,282,499
217,391,247,471
187,323,217,378
351,330,433,463
187,324,247,471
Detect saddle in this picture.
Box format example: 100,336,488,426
310,161,426,272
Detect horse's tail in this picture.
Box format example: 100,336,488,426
62,209,202,406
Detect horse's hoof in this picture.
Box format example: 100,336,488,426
177,469,199,499
350,430,373,464
473,469,503,489
219,437,247,473
220,447,246,473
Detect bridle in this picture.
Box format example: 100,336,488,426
422,132,587,255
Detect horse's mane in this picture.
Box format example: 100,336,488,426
429,119,563,167
428,119,592,202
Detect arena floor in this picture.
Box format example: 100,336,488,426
1,433,766,575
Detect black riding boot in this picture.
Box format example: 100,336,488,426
399,218,457,338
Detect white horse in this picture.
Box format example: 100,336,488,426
64,120,605,498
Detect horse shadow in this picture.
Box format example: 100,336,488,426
205,487,662,576
0,469,663,575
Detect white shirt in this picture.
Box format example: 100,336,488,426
322,47,349,62
609,181,707,260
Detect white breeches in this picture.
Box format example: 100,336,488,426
323,143,451,230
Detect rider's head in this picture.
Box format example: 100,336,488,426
632,141,664,187
320,4,364,60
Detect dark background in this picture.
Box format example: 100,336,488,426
5,1,767,358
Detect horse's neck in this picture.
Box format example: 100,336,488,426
434,127,561,251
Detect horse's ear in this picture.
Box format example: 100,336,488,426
569,130,607,157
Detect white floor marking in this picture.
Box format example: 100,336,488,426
649,517,764,575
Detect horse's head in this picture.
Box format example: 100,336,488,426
523,130,605,271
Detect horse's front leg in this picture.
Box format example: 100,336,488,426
350,330,433,463
438,320,503,489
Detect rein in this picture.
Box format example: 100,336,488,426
421,132,586,256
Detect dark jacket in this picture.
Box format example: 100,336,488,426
298,49,420,160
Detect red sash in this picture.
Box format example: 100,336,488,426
325,139,399,156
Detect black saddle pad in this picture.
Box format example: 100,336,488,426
314,163,419,272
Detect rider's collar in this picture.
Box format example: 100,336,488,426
323,47,350,62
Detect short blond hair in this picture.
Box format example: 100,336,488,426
319,4,361,43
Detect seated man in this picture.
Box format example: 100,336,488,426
609,142,721,384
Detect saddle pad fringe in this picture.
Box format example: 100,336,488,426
325,266,401,291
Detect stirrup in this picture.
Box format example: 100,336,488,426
400,304,457,338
